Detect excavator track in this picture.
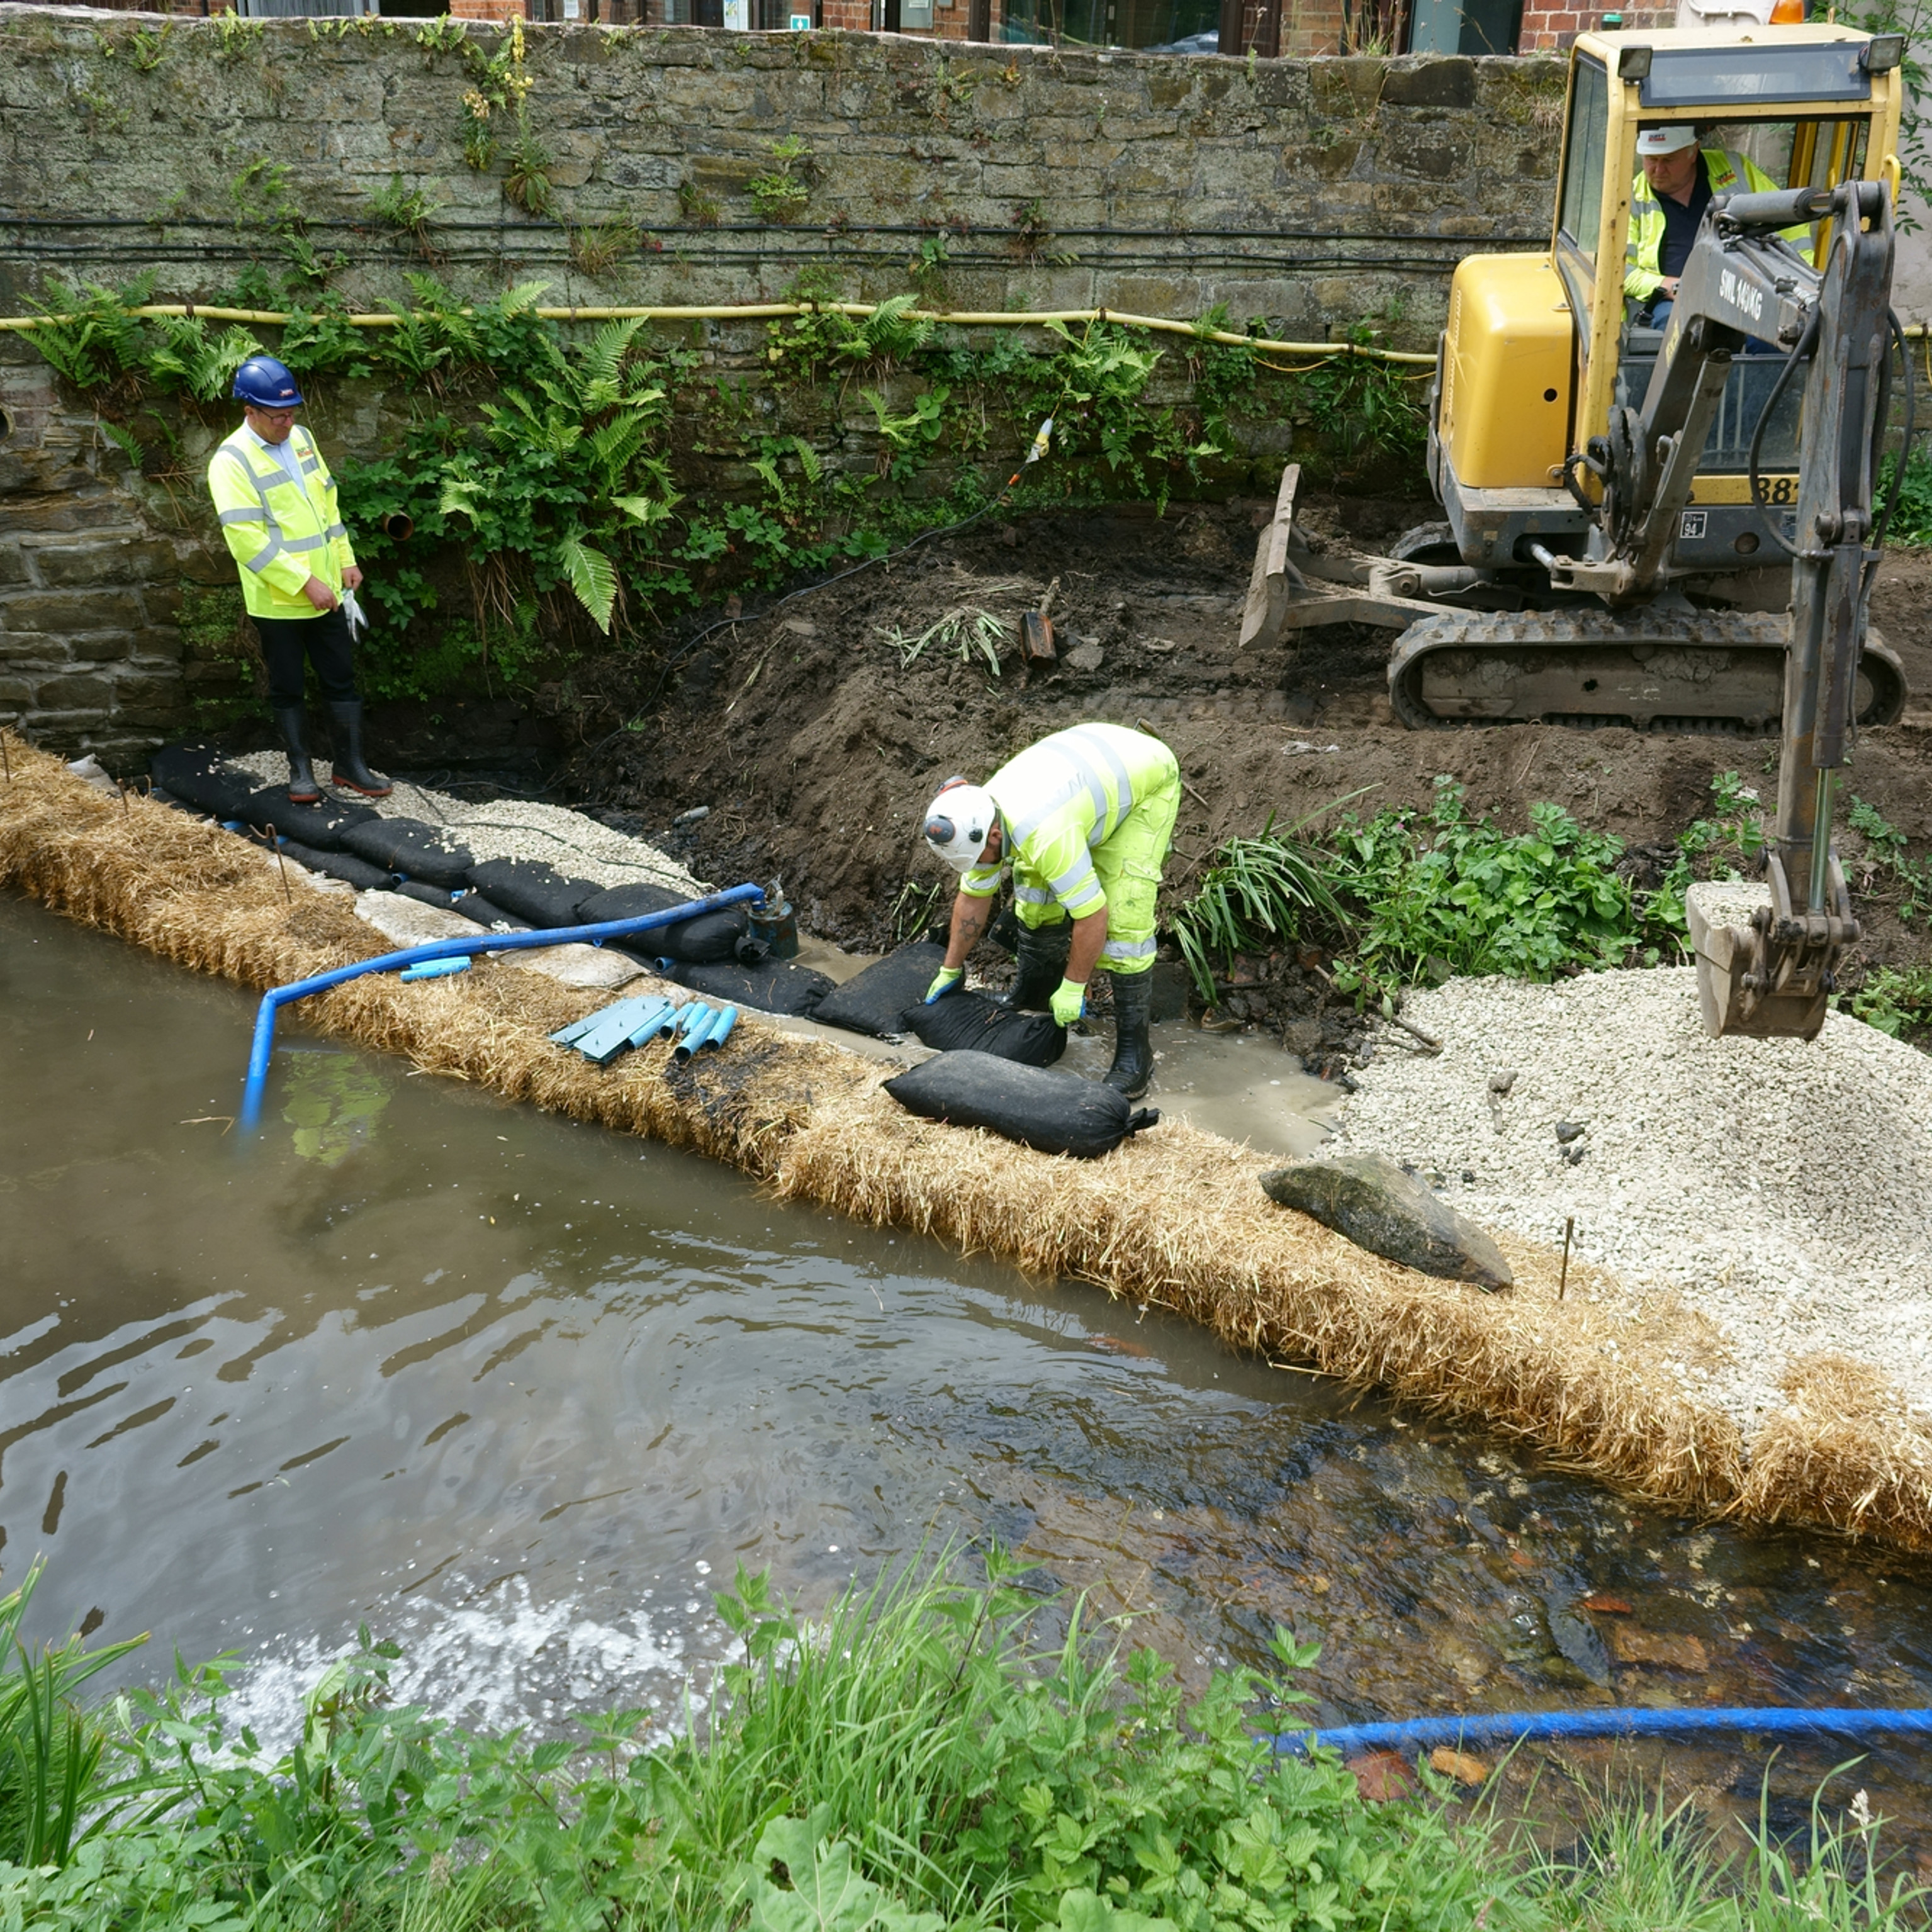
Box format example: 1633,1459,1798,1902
1388,608,1907,734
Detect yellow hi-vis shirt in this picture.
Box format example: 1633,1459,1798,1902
961,722,1176,921
1624,150,1811,305
206,423,356,620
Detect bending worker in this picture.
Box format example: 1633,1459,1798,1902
921,722,1180,1101
206,354,390,805
1626,125,1809,328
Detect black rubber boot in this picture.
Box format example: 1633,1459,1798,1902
325,699,392,798
274,704,322,804
1103,969,1155,1099
999,919,1072,1012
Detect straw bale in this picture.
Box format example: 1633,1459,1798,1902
0,729,1919,1547
1734,1354,1932,1552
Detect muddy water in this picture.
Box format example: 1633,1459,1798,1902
4,892,1931,1857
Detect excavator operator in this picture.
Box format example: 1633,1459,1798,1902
1626,124,1809,329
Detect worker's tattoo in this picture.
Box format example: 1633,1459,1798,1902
950,894,992,960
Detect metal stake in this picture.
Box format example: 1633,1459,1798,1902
1558,1215,1574,1302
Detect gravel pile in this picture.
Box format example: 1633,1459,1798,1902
1329,966,1932,1428
230,755,702,896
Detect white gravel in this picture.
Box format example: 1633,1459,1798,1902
229,753,704,896
1329,967,1932,1429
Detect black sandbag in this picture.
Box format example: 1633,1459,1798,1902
576,881,691,924
902,988,1066,1068
814,941,950,1041
466,858,598,929
577,881,743,962
669,957,833,1018
451,890,531,931
276,839,394,892
236,785,379,852
394,879,462,910
884,1051,1157,1160
150,744,256,821
340,816,475,889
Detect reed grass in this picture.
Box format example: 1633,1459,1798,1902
3,1554,1925,1931
4,731,1931,1553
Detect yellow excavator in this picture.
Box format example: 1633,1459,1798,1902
1245,21,1912,1040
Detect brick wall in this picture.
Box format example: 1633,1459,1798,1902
1515,0,1668,50
1,6,1564,759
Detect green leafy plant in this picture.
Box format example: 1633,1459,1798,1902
570,215,647,279
1171,813,1351,1003
747,134,815,222
677,177,724,227
1322,778,1637,992
502,125,558,218
365,172,443,247
1847,794,1932,926
1842,962,1932,1038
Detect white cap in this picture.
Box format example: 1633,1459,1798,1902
923,779,998,872
1636,125,1700,157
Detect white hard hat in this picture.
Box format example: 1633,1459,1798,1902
923,779,998,872
1636,125,1700,157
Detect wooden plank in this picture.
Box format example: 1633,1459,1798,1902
1238,462,1303,651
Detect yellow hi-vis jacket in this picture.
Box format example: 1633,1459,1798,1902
1624,150,1811,305
206,424,356,621
961,722,1177,936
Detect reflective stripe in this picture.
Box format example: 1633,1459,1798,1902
1065,726,1135,833
1013,882,1052,904
1048,860,1096,899
1103,935,1157,960
324,522,347,539
1062,883,1106,915
245,538,282,571
300,456,321,474
217,505,262,527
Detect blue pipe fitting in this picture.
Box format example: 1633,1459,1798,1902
238,883,763,1132
398,956,472,982
1272,1706,1932,1758
699,1004,739,1052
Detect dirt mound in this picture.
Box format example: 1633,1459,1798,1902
564,500,1932,988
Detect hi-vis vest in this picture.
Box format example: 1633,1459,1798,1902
206,424,355,619
1624,150,1811,303
961,722,1177,918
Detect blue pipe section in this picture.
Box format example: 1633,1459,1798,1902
239,883,763,1133
699,1004,739,1052
1274,1707,1932,1758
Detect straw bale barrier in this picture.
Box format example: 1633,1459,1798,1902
5,734,1929,1551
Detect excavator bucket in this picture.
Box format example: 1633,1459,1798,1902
1685,875,1848,1041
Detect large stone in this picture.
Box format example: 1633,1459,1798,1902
1259,1153,1514,1291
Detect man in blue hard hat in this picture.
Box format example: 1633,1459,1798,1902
206,354,390,802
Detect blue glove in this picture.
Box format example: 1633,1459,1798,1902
1049,978,1087,1027
924,966,964,1004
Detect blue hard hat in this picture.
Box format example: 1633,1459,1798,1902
231,355,305,408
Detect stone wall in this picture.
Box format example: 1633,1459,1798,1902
0,7,1565,760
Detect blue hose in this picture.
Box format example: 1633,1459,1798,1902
238,883,763,1133
1274,1707,1932,1758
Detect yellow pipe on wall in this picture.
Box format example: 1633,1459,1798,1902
0,300,1440,364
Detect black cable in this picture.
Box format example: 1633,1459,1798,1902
1748,306,1819,558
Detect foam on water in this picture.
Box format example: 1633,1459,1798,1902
223,1575,722,1753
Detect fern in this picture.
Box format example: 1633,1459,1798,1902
555,537,617,632
97,420,145,468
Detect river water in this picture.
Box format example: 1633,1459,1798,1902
3,892,1929,1860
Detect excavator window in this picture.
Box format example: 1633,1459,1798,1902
1614,110,1874,475
1558,55,1609,255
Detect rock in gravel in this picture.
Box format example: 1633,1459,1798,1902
1259,1153,1515,1291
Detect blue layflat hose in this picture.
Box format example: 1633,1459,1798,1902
1274,1707,1932,1757
238,882,763,1132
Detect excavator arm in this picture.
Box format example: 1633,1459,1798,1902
1553,177,1899,1037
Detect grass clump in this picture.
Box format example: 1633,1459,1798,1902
2,1549,1926,1931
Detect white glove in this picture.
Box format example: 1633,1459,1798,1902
342,587,368,639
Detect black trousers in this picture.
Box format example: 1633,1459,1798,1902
255,608,358,709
